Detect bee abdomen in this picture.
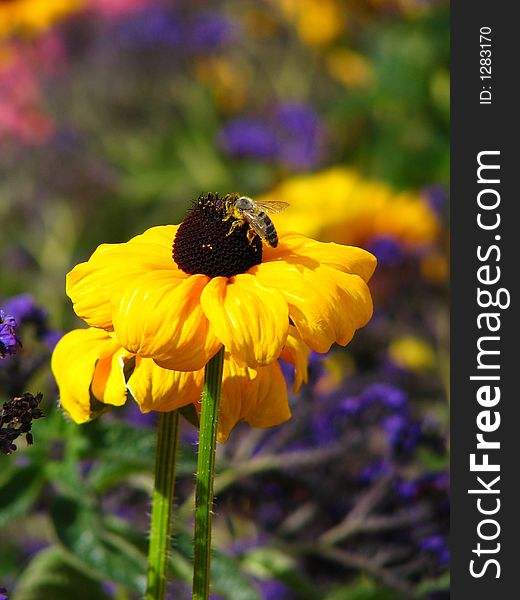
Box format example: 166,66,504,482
265,220,278,247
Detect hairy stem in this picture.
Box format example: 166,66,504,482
145,410,180,600
192,348,225,600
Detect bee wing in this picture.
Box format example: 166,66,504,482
243,210,270,239
253,200,290,214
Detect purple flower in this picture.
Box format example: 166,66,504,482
423,184,448,217
273,102,325,169
362,383,408,411
3,294,47,329
0,310,21,358
338,396,364,416
218,118,279,160
394,478,418,501
190,12,240,52
419,535,450,566
115,6,182,47
113,7,239,53
366,236,405,267
218,102,326,170
358,459,392,485
1,294,61,351
382,415,421,455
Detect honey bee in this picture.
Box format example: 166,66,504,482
225,195,289,248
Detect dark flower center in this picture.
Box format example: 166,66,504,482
173,193,262,278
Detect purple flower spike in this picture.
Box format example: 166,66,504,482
0,310,22,358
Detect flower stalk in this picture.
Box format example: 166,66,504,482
193,347,225,600
146,410,180,600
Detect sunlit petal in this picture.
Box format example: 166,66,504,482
66,225,185,329
112,271,221,371
218,357,290,443
200,274,289,367
128,358,203,413
265,232,377,282
253,261,372,353
51,328,121,423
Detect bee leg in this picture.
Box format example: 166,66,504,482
246,228,258,245
225,219,242,237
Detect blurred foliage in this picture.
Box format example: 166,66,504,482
1,0,449,598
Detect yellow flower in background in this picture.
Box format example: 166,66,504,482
273,0,346,47
65,193,375,375
388,335,436,373
325,48,375,89
52,325,310,442
0,0,83,38
259,167,440,252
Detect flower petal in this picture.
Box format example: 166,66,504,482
280,325,310,392
112,271,221,371
127,357,203,413
91,348,133,407
51,328,122,423
200,274,289,367
66,225,186,329
264,232,377,282
218,357,290,443
253,261,373,353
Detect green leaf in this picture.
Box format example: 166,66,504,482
0,464,44,528
11,546,111,600
324,577,403,600
50,495,147,594
415,572,450,596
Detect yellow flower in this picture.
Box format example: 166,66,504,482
65,193,375,374
259,167,441,252
273,0,346,47
388,335,436,373
325,48,375,89
0,0,83,38
51,326,309,442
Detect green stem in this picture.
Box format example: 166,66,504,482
145,410,180,600
192,347,225,600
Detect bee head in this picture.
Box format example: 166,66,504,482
236,196,254,210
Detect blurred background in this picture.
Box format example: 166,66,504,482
0,1,449,599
